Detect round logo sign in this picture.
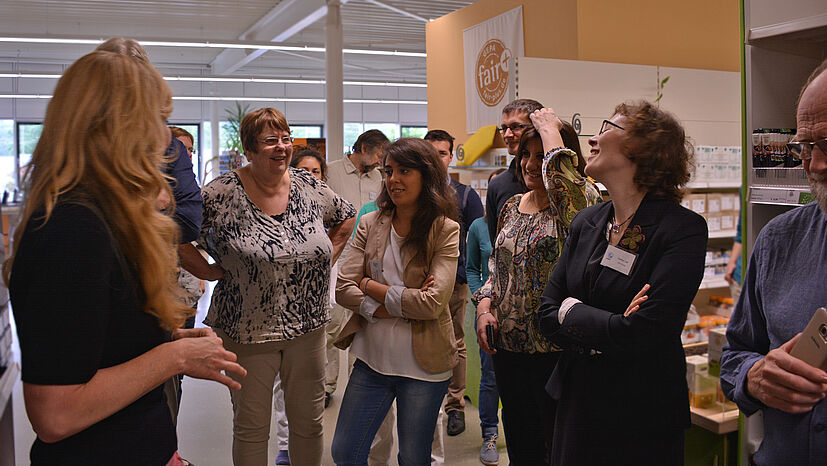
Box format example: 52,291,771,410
475,39,512,107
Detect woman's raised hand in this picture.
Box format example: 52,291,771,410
174,329,247,390
624,284,650,316
530,108,563,133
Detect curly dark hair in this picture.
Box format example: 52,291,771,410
290,148,327,181
614,101,694,203
376,138,458,257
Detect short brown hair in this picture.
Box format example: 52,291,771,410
502,99,543,117
169,126,194,145
614,101,693,203
240,107,290,155
353,129,389,154
423,129,455,154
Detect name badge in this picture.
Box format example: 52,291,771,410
370,259,383,280
369,191,377,200
600,244,637,276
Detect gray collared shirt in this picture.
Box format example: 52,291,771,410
721,202,827,465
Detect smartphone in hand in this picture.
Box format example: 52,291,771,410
791,307,827,371
485,323,496,349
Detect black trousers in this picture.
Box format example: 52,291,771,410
492,349,560,466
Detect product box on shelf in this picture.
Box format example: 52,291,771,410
707,194,722,213
720,212,736,231
706,213,722,232
720,194,739,212
693,146,742,185
687,355,717,409
686,194,707,214
708,327,728,377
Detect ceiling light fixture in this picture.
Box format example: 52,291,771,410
0,36,426,58
0,73,427,88
0,94,427,105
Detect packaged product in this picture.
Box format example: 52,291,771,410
708,327,728,377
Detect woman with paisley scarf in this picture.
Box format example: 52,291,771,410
473,109,600,465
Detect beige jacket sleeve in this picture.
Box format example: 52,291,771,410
399,218,459,321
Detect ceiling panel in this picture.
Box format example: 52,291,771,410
0,0,476,84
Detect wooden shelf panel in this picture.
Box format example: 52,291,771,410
690,404,739,434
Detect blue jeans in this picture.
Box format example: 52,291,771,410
331,359,449,466
478,348,500,437
474,319,500,437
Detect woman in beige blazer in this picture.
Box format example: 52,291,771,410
332,138,460,466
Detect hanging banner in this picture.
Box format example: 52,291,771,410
463,6,524,134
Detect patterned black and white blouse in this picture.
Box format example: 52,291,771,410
199,167,356,344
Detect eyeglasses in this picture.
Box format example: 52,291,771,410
497,123,532,134
599,120,625,135
787,138,827,161
260,136,293,146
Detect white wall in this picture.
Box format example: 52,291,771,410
514,57,741,150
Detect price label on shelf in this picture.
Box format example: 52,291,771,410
750,187,812,205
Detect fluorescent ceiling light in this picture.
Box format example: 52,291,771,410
0,36,426,58
0,94,427,105
0,73,427,88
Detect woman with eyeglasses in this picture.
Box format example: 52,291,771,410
473,109,600,465
181,107,356,466
538,101,707,465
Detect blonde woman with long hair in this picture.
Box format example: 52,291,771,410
5,51,246,465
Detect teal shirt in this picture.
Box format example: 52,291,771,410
352,201,379,239
466,216,492,295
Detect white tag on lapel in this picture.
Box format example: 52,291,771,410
600,244,637,276
370,259,383,280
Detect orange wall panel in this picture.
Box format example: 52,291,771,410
426,0,578,144
576,0,740,71
426,0,740,145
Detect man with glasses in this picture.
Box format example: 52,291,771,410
721,58,827,465
485,99,543,244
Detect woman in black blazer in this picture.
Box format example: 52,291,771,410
538,101,707,465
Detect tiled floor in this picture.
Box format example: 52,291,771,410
10,285,508,466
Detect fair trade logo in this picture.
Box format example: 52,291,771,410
475,39,512,107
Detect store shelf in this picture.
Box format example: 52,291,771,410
683,341,708,357
686,182,741,190
699,278,729,290
749,186,813,206
690,404,740,435
708,230,737,239
0,362,18,412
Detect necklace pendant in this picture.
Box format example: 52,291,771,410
611,224,621,234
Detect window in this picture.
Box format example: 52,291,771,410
343,123,364,154
364,123,399,141
343,123,401,154
401,126,428,138
0,120,14,192
18,123,43,186
291,125,322,139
